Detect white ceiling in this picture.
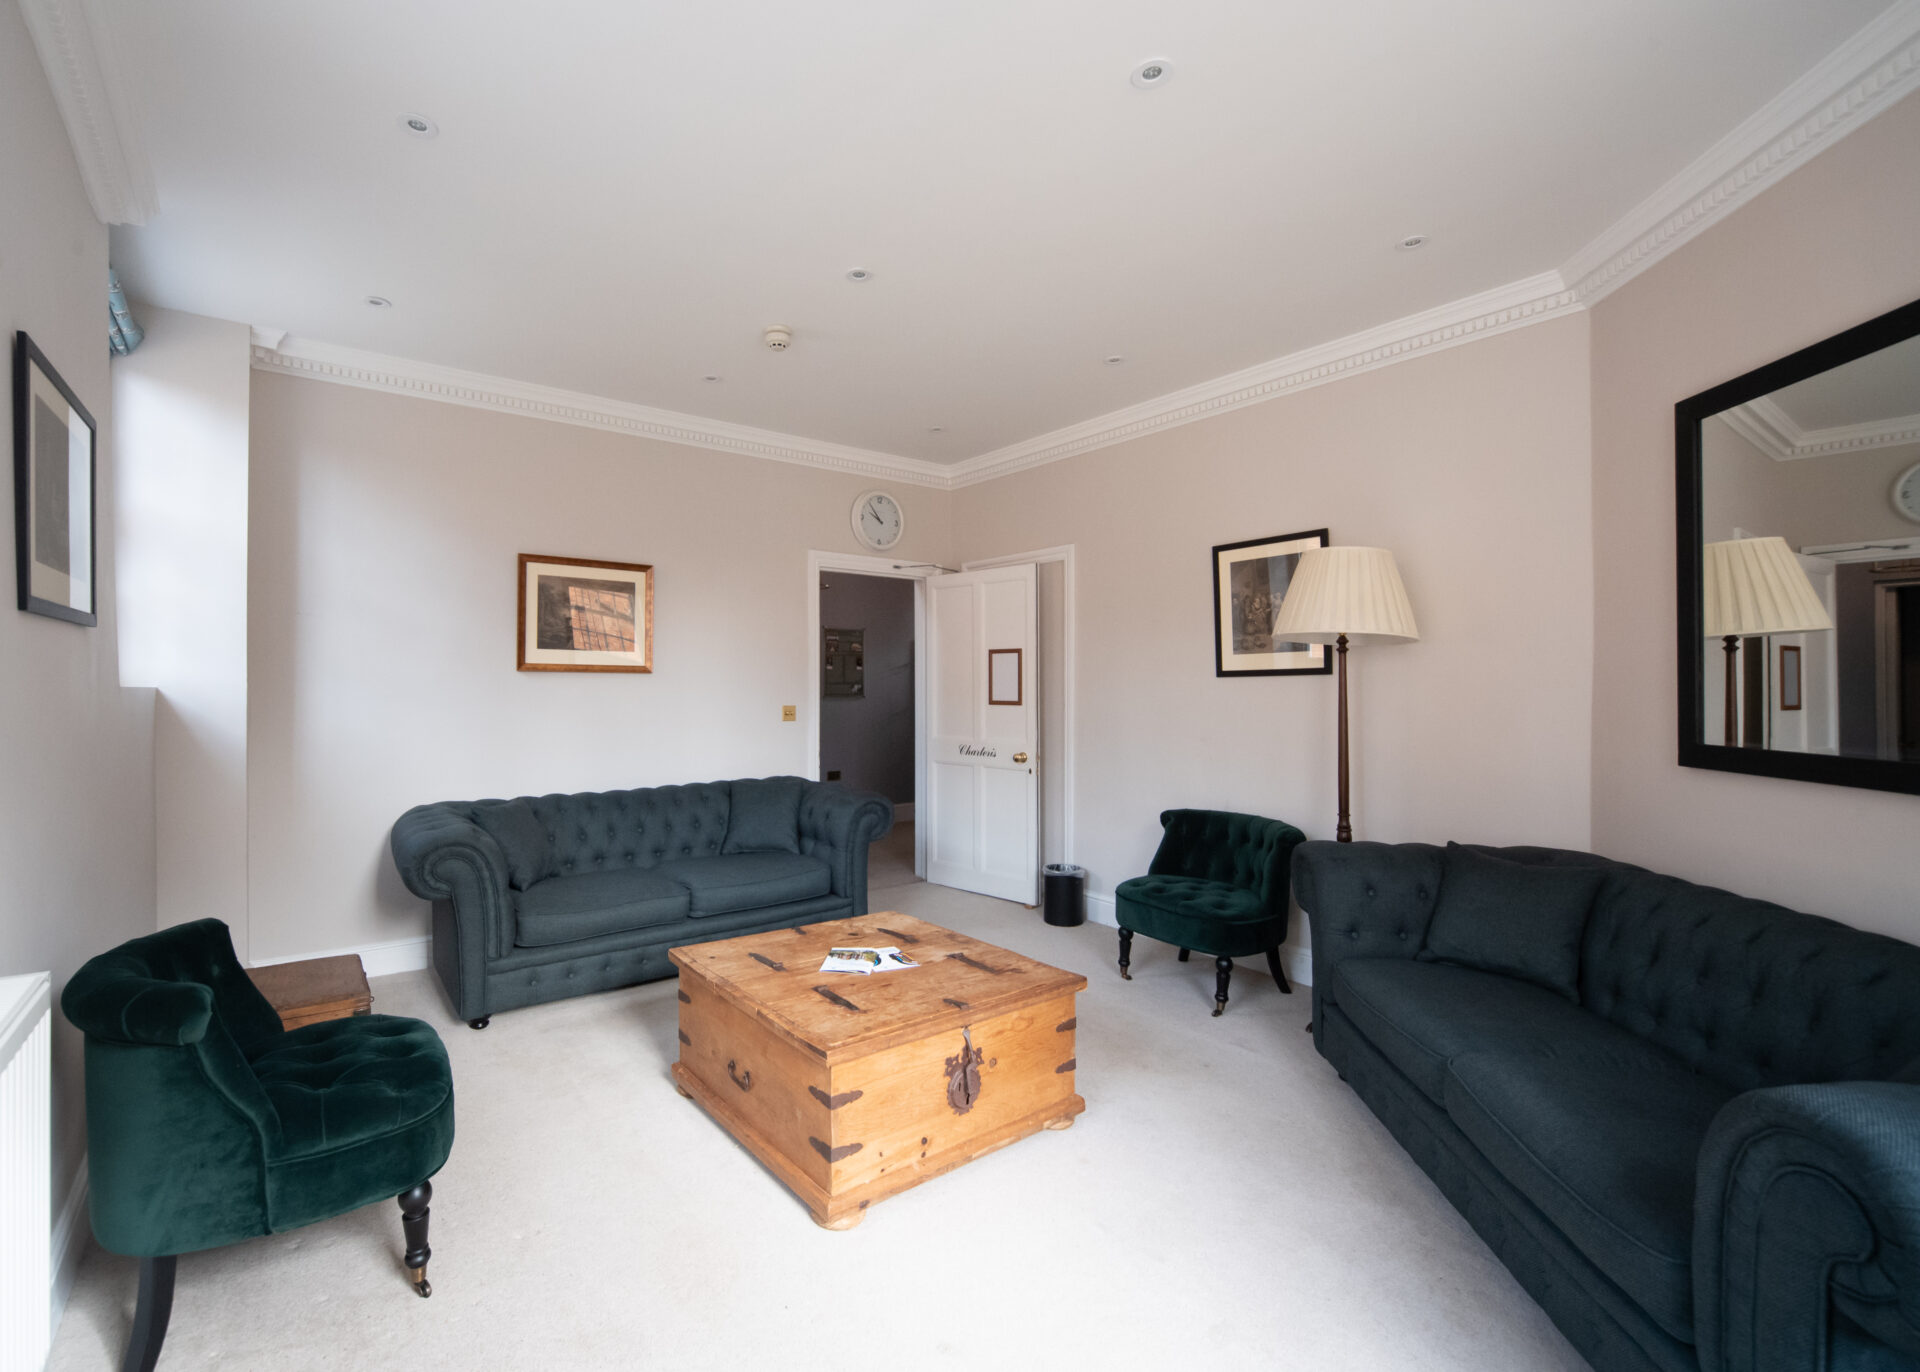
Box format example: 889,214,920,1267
102,0,1897,464
1766,334,1920,429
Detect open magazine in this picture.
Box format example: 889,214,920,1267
818,946,919,975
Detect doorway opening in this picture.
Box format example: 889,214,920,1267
819,569,921,892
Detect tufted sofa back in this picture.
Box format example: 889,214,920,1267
1148,808,1305,917
522,783,731,877
1580,869,1920,1093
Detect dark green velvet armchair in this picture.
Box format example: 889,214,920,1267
1113,808,1305,1015
62,919,454,1372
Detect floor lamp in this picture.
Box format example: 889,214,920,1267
1271,546,1420,842
1701,537,1831,748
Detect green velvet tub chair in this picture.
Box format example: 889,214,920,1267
61,919,454,1372
1114,808,1306,1015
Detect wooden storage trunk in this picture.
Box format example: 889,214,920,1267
670,913,1086,1228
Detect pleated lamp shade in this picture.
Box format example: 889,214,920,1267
1271,546,1420,646
1701,537,1832,637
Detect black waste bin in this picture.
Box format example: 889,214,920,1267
1042,863,1087,927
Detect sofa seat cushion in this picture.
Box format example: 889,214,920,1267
653,853,832,915
514,870,692,947
1332,958,1618,1103
1115,875,1275,957
1444,1040,1733,1344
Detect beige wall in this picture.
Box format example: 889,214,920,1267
1703,415,1920,549
1590,89,1920,940
953,316,1596,970
246,373,952,962
0,0,157,1249
115,307,253,954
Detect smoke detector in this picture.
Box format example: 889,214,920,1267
764,325,792,350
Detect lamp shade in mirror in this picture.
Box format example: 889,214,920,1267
1270,546,1420,645
1700,537,1834,638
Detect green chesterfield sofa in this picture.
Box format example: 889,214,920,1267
62,918,453,1370
391,776,892,1026
1294,839,1920,1372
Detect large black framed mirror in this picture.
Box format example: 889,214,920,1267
1677,296,1920,796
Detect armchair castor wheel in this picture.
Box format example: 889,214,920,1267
467,1017,490,1030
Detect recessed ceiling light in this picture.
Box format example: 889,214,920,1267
399,113,439,139
1103,355,1125,365
1396,234,1429,251
1130,59,1173,90
928,426,944,432
703,374,721,382
845,268,874,283
365,295,392,308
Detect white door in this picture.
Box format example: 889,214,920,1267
925,564,1038,903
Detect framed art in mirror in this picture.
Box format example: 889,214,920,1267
1676,296,1920,796
13,332,97,626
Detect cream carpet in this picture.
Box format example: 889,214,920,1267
50,828,1585,1370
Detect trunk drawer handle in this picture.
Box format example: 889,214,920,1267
727,1060,753,1092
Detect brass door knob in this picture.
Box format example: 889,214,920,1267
1013,752,1029,764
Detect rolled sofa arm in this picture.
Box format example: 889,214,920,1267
798,783,893,914
1291,840,1445,1052
1694,1082,1920,1372
390,802,515,961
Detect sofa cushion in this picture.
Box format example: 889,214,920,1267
533,784,730,876
1581,867,1920,1092
723,777,804,854
1444,1040,1733,1344
514,870,692,947
471,798,553,891
1419,843,1604,1000
1331,958,1622,1103
655,852,831,916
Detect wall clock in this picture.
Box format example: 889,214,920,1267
851,489,905,551
1895,461,1920,524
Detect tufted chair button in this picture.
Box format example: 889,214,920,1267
567,970,577,979
1365,886,1377,898
1397,930,1407,941
1416,888,1429,900
682,846,693,855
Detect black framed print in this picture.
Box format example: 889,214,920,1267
1212,528,1331,676
13,332,98,626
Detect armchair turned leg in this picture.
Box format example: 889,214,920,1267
1265,946,1293,994
466,1017,490,1030
398,1182,433,1298
1214,956,1233,1017
122,1255,176,1372
1117,928,1133,980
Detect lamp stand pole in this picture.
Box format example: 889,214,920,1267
1336,633,1352,843
1721,634,1739,748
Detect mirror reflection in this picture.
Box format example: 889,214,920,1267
1698,334,1920,760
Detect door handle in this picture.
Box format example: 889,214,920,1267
1012,752,1029,764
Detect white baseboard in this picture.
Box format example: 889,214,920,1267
1084,892,1313,986
893,802,914,823
250,935,432,978
51,1157,88,1337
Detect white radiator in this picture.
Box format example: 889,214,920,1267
0,973,51,1372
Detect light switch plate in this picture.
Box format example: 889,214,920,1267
781,705,796,722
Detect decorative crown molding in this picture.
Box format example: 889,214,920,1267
1561,0,1920,307
18,0,157,225
947,273,1580,488
1722,395,1920,462
249,334,953,488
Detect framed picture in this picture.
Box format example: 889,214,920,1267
1212,528,1331,677
988,647,1023,705
517,554,653,673
13,332,97,626
1778,643,1802,711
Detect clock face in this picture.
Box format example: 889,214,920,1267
852,490,905,550
1896,462,1920,525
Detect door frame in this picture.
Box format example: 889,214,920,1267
805,549,936,876
961,545,1077,866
